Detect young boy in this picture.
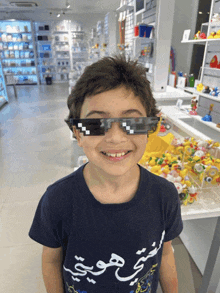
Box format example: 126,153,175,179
29,55,183,293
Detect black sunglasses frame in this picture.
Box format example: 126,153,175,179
69,117,160,136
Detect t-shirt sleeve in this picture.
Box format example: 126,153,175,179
29,188,62,248
163,182,183,242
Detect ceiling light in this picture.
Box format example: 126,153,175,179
57,13,60,17
199,11,203,14
66,2,70,8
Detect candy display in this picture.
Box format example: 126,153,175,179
139,118,220,206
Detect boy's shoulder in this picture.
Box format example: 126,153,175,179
42,165,84,205
140,165,177,198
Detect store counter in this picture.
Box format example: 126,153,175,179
161,104,220,293
153,86,194,106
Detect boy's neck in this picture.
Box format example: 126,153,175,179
83,163,140,204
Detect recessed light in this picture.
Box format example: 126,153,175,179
57,13,60,17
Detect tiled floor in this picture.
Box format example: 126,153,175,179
0,84,203,293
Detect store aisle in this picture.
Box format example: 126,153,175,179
0,84,202,293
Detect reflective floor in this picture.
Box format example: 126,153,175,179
0,84,202,293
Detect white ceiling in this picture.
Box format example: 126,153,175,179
0,0,121,29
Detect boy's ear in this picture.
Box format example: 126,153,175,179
73,126,83,147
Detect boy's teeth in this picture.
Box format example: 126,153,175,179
105,152,126,157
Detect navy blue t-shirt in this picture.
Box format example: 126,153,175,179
29,163,183,293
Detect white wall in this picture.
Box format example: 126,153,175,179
171,0,199,75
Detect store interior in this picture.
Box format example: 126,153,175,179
0,0,220,292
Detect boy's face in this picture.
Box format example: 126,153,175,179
74,86,148,177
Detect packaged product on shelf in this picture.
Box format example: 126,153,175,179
24,26,29,33
7,34,12,42
14,44,19,50
8,43,13,50
15,51,20,59
22,34,28,41
29,51,34,58
17,34,22,42
2,34,7,42
20,51,24,58
12,36,17,42
25,51,30,58
10,51,15,58
18,43,23,50
23,42,29,50
5,51,9,58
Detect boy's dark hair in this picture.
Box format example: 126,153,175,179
65,55,159,134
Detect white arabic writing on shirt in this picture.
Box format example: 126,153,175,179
63,230,165,286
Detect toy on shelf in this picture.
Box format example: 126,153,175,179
214,30,220,38
208,32,216,39
202,86,211,94
197,83,204,92
210,55,220,68
211,13,220,23
209,87,220,96
193,30,207,40
189,96,198,115
202,104,214,121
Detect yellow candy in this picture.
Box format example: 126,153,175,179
185,180,192,187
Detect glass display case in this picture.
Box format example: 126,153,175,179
0,20,39,85
0,59,8,108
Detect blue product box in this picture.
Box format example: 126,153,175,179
42,44,51,51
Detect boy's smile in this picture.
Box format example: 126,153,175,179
74,86,148,179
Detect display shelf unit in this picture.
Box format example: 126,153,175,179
0,20,39,85
52,22,71,83
0,59,8,108
70,26,88,66
120,0,175,92
181,0,220,127
34,21,55,84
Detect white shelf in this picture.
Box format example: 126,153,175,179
53,31,69,33
181,38,220,44
203,67,220,72
116,4,134,12
183,87,220,102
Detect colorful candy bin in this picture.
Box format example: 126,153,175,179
139,116,220,206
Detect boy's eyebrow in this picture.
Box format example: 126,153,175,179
85,109,145,118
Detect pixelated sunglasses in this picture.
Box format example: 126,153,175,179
69,117,160,136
